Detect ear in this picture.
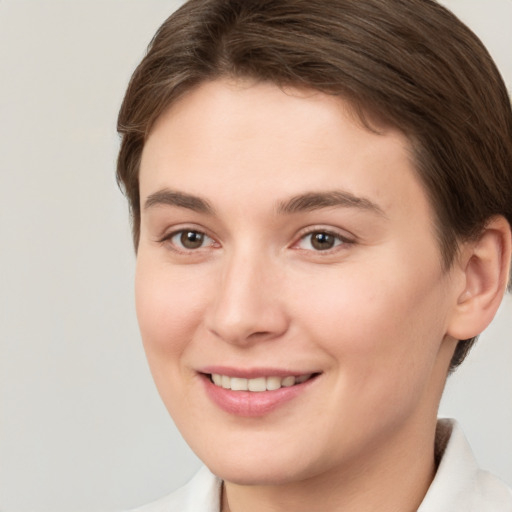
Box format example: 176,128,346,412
447,216,511,341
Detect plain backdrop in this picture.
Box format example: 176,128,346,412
0,1,511,511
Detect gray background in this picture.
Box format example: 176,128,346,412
0,1,510,511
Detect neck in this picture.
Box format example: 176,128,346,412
222,417,438,512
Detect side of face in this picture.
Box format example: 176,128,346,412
134,79,465,485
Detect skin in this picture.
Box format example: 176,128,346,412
135,79,503,512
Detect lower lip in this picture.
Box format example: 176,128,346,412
201,374,317,417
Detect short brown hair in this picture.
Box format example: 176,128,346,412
117,0,512,370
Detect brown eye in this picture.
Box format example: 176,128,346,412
179,230,205,249
165,229,217,253
165,229,212,251
310,232,336,250
296,230,346,252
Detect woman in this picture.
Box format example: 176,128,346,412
117,0,512,510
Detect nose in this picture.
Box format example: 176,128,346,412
204,249,289,346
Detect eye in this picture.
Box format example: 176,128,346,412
296,230,346,251
168,229,215,250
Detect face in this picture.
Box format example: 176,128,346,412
136,79,460,486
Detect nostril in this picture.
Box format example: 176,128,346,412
247,330,273,339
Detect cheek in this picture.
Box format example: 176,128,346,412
290,265,450,447
291,255,449,376
134,256,218,420
134,256,211,361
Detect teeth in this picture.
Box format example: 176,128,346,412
282,376,296,387
210,373,312,391
248,377,266,392
230,377,248,391
266,376,282,391
221,375,231,389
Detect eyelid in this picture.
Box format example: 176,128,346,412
292,226,355,252
157,225,220,253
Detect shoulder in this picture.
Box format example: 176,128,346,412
127,466,222,512
419,419,512,512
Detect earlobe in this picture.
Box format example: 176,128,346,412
447,216,512,341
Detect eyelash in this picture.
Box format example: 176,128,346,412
293,229,352,253
159,228,217,253
158,227,353,254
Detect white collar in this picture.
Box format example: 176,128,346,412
418,418,512,511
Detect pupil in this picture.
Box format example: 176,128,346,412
312,232,334,250
181,231,204,249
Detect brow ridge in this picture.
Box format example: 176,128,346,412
276,190,385,216
144,189,214,214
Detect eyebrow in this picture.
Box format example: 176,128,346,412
144,189,215,214
143,188,385,218
276,190,386,217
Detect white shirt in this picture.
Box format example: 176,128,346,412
130,419,512,511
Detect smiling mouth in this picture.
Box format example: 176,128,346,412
209,373,318,391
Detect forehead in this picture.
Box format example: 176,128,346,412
148,78,394,146
140,79,434,227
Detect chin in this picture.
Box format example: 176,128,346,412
196,442,324,486
209,461,305,486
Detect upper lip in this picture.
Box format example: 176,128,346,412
198,366,320,379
